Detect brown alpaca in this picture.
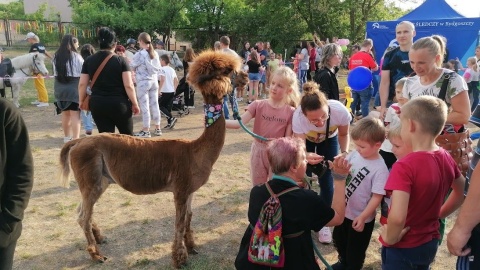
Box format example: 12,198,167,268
59,50,241,268
233,70,249,89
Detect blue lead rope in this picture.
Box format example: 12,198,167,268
231,92,269,142
231,93,332,270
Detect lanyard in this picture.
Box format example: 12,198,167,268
272,174,298,186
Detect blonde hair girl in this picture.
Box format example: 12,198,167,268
226,66,299,185
130,32,162,137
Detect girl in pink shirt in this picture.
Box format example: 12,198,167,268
226,67,300,185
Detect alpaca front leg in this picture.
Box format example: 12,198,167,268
184,194,197,254
172,195,189,268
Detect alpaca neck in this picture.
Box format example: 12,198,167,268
194,103,226,163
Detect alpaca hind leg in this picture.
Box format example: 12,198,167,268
77,178,109,262
91,177,109,244
183,194,197,255
172,194,189,268
92,221,106,244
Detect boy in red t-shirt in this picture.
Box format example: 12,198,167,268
379,96,465,270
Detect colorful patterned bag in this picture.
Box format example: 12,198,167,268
248,182,299,267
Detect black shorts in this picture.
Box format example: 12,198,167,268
54,101,79,114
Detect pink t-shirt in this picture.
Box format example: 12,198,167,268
379,149,460,248
247,100,295,142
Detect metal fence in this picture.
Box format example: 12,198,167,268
0,19,96,47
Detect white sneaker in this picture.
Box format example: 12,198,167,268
36,102,49,107
187,106,195,109
31,100,40,105
134,130,151,138
63,137,72,143
318,227,332,244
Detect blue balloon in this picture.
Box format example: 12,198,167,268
347,66,373,91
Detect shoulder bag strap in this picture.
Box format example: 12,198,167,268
277,186,300,197
324,106,331,148
91,53,114,89
438,71,452,102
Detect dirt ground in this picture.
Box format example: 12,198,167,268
4,63,460,269
10,98,461,270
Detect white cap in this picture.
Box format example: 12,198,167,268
25,32,36,40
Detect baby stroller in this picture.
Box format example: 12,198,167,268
172,78,190,116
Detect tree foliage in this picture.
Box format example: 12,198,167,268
0,1,48,20
66,0,407,51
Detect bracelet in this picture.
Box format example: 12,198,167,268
332,172,348,181
341,151,348,154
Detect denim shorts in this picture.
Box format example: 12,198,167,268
248,72,261,81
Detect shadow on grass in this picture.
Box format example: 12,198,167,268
14,188,250,270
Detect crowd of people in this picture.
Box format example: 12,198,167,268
26,27,195,141
231,20,480,270
4,20,480,270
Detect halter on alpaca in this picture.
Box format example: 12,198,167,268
0,52,48,107
59,50,240,268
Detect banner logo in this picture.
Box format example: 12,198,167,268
372,22,389,29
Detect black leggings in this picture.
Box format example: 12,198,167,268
159,92,174,119
90,96,133,135
333,218,375,270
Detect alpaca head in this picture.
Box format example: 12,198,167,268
234,70,249,89
187,50,241,104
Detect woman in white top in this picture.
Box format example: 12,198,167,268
403,35,470,126
53,34,84,142
292,81,351,244
130,32,162,138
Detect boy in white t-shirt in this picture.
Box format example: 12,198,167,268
158,54,179,129
331,117,389,270
379,78,408,169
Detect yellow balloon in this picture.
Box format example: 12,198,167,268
344,86,353,112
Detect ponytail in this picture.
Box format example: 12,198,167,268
431,35,446,67
147,42,155,59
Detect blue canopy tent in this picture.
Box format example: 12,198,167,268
366,0,480,65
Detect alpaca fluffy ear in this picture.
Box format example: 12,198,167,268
187,50,241,100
